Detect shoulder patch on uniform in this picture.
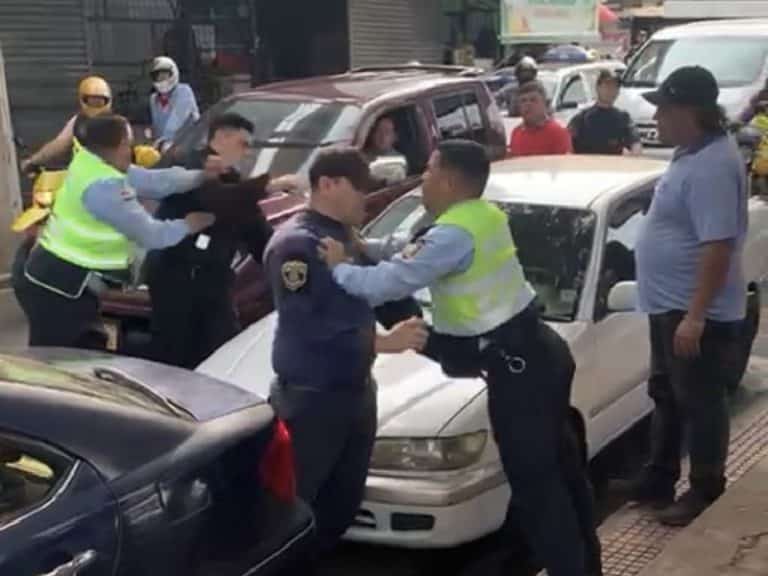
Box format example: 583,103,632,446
401,240,424,260
281,260,308,291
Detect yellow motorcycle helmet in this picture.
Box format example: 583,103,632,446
133,145,161,168
78,76,112,118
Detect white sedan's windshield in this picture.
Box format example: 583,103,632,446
365,195,596,321
624,37,768,88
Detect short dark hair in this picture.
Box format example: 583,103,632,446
83,115,129,152
518,80,548,100
208,113,255,140
309,147,372,192
437,139,490,198
596,69,621,87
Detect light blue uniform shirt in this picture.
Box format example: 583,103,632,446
635,134,748,322
333,224,475,307
150,84,200,143
82,165,203,250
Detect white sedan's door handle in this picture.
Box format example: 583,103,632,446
37,549,97,576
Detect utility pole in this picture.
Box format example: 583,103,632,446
0,43,22,283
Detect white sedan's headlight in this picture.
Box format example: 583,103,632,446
370,431,488,471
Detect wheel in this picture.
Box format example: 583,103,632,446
726,285,761,394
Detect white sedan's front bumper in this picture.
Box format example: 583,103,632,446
345,463,510,548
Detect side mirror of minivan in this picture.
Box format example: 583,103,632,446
369,154,408,187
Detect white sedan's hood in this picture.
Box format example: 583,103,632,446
197,314,485,437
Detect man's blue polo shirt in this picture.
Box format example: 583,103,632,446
635,133,748,322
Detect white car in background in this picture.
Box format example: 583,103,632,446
199,156,768,549
498,61,627,138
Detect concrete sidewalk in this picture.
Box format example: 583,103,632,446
639,454,768,576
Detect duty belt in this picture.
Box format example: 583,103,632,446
25,245,130,299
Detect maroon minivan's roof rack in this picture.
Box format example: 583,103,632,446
348,63,484,77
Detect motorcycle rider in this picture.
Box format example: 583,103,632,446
507,56,539,116
149,56,200,150
20,76,112,171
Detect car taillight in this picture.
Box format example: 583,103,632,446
259,418,296,503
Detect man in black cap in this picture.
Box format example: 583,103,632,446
627,66,747,526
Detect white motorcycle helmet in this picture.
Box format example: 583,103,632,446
151,56,180,95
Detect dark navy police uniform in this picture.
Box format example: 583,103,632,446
264,209,377,554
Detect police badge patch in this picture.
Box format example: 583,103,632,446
281,260,308,291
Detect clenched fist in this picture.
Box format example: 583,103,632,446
377,317,429,354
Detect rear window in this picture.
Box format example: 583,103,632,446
0,355,192,420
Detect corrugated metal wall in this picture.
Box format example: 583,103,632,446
0,0,90,146
348,0,443,68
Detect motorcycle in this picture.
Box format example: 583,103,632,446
11,143,162,235
733,121,767,196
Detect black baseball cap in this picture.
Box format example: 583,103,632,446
642,66,719,107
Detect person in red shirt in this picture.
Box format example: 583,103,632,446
509,81,573,157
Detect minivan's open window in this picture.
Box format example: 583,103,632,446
624,37,768,88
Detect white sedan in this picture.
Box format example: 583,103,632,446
198,155,768,549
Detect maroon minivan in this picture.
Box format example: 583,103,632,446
100,64,507,357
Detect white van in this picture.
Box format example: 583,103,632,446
617,19,768,147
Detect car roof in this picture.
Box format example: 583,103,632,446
482,156,667,209
537,61,625,75
0,348,263,422
237,69,483,105
0,349,271,483
654,19,768,39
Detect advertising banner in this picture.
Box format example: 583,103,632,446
501,0,600,44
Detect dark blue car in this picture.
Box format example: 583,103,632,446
0,349,313,576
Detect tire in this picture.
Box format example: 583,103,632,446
727,285,761,394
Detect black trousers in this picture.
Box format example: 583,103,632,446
269,380,377,555
646,311,740,499
11,239,106,349
483,313,601,576
147,264,239,369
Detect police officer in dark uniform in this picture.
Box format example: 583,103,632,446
146,113,275,368
319,140,602,576
264,147,428,558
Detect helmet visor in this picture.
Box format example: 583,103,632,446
151,70,173,82
82,95,110,109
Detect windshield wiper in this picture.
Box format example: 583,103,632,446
92,367,195,420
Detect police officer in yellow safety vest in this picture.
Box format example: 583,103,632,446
13,114,219,349
318,140,602,576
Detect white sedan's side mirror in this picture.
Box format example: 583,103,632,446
607,281,639,313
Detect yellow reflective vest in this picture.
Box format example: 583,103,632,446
38,149,133,271
432,199,534,336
